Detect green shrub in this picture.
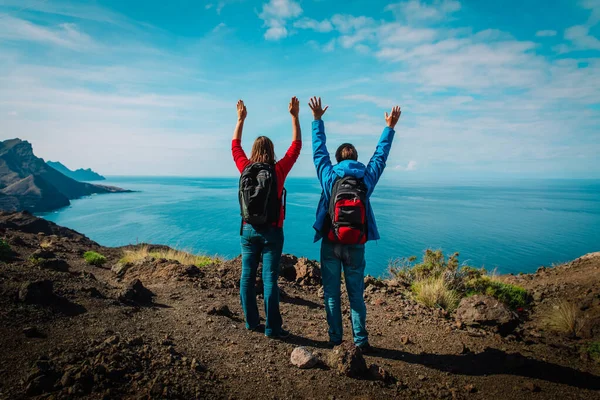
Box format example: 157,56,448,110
389,249,528,311
84,251,107,266
465,276,528,309
587,342,600,362
0,239,11,261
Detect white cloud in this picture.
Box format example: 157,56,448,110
259,0,303,40
293,17,333,32
536,30,557,37
560,0,600,51
385,0,461,23
564,24,600,50
0,16,96,50
330,14,375,34
395,160,417,171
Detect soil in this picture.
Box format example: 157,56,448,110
0,211,599,399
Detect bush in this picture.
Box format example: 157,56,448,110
587,342,600,363
84,251,107,266
544,299,585,338
464,276,528,309
120,245,219,267
412,277,459,312
0,239,11,261
388,249,527,311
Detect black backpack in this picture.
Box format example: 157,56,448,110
238,163,281,227
327,176,368,244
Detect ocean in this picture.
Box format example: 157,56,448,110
39,177,600,277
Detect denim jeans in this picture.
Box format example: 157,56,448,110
320,239,368,346
240,224,284,336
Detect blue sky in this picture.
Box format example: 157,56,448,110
0,0,599,179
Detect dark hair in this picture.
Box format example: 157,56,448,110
335,143,358,163
250,136,276,164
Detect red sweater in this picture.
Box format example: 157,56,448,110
232,139,302,228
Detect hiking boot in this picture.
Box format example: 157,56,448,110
266,328,290,339
357,343,377,354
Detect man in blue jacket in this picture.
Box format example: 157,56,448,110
308,96,401,351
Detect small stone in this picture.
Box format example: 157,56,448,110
522,382,541,392
207,304,232,317
104,335,120,345
400,335,410,345
290,347,318,369
418,375,427,381
61,371,73,387
464,384,477,393
191,358,206,372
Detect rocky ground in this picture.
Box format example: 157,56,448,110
0,211,599,399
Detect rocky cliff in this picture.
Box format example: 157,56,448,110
0,139,127,212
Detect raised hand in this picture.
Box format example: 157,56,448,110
237,99,247,121
289,96,300,118
308,96,329,120
385,105,401,129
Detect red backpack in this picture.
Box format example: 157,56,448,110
327,176,368,244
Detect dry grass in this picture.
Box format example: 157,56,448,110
39,239,54,249
121,245,218,267
544,299,586,337
412,276,460,312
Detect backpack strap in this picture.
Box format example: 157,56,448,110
282,187,287,221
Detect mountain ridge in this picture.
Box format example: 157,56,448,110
0,138,128,213
46,161,105,182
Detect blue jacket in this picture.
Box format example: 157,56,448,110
312,119,395,242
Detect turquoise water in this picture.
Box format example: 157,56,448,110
40,177,600,276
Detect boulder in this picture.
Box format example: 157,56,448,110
327,342,368,378
290,347,318,369
19,280,55,305
455,295,518,334
111,262,132,278
31,249,55,260
36,258,69,272
294,257,321,286
118,279,154,305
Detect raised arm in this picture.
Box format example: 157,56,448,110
365,105,401,186
232,99,247,141
276,97,303,178
290,96,301,142
232,99,250,173
309,96,333,185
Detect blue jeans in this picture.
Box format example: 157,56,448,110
240,224,284,336
320,239,368,346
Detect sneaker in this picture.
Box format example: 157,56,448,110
357,343,377,354
327,340,343,348
266,328,290,339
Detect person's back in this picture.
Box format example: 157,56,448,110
309,96,401,349
231,97,302,339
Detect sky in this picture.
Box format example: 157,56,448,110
0,0,599,179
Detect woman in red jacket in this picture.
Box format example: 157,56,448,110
232,97,302,338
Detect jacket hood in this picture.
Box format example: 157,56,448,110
333,160,366,179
